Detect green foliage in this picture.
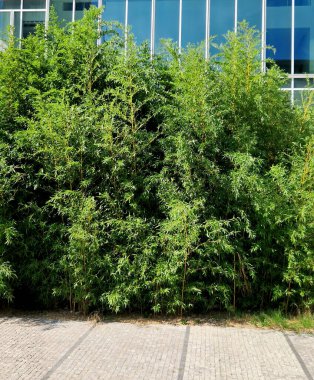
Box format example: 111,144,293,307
249,310,314,333
0,14,312,314
0,260,16,303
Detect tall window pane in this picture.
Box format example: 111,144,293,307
182,0,205,47
51,0,73,24
14,10,20,39
0,11,10,49
294,78,314,88
266,0,291,72
103,0,125,24
155,0,179,50
238,0,261,31
23,0,46,9
128,0,151,44
22,11,44,38
295,2,314,73
75,1,98,20
0,0,20,10
293,90,311,105
211,0,234,53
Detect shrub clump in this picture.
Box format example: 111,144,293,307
0,10,313,315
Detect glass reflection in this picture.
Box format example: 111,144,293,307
0,11,10,49
294,78,314,88
293,90,313,105
128,0,151,44
238,0,261,31
155,0,179,50
0,0,20,10
182,0,205,47
51,0,73,24
75,1,98,20
14,10,20,39
22,11,44,38
295,2,314,73
282,79,292,88
103,0,125,24
211,0,234,54
23,0,46,9
266,0,291,72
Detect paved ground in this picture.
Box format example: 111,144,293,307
0,316,313,380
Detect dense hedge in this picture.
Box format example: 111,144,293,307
0,9,313,314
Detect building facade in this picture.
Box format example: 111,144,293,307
1,0,314,100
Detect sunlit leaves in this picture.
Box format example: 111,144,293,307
0,14,312,313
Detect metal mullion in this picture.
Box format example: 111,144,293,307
291,73,314,78
45,0,50,29
17,9,47,11
205,0,210,60
10,10,14,27
72,0,75,22
291,0,295,103
261,0,266,72
125,0,128,53
150,0,155,57
19,0,22,40
97,0,102,46
234,0,238,33
178,0,182,54
294,88,314,91
0,8,44,11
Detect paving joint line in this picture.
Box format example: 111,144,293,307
283,332,313,380
41,323,96,379
177,326,190,380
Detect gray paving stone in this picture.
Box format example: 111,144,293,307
286,333,314,379
0,317,313,380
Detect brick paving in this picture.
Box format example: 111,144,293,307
0,316,313,380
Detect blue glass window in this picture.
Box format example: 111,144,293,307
238,0,261,31
76,2,98,11
128,0,151,44
103,0,125,24
0,0,20,10
182,0,206,47
75,1,98,20
0,11,10,48
295,2,314,73
293,90,307,105
268,0,310,6
24,0,46,9
294,78,314,87
22,11,45,38
155,0,179,50
266,0,291,72
211,0,234,54
14,11,20,39
51,0,73,24
63,2,73,11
